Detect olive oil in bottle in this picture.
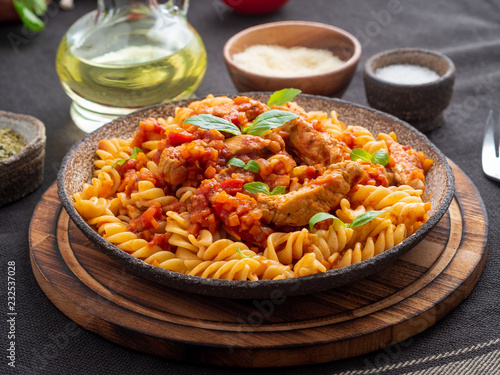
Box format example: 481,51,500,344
56,0,206,132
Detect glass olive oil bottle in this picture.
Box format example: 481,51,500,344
56,0,206,132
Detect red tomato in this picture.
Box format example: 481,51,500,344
127,201,162,233
168,131,193,146
221,0,289,15
219,179,244,195
148,233,171,251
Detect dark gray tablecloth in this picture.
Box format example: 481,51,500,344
1,0,499,374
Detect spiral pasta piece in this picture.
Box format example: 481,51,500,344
130,180,178,209
344,125,377,149
329,222,408,270
294,253,327,277
189,258,261,280
262,228,312,266
73,195,108,220
96,138,133,164
309,220,353,261
362,140,388,154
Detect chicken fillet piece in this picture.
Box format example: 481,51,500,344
388,141,426,191
257,161,364,227
283,117,345,165
224,134,283,158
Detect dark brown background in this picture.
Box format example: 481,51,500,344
0,0,499,374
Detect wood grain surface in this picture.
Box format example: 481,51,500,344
29,161,488,367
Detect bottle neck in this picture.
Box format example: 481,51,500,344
97,0,189,16
97,0,157,11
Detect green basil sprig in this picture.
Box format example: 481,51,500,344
183,114,241,135
13,0,47,32
350,148,389,166
309,210,388,230
184,110,298,137
267,88,302,107
228,158,260,173
244,160,260,173
112,147,144,168
244,182,286,196
227,158,246,168
244,110,298,135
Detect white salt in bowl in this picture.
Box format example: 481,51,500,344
223,21,362,97
364,48,455,132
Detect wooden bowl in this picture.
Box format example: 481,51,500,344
57,93,454,299
0,110,46,207
223,21,362,97
364,48,455,132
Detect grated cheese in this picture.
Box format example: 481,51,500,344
232,45,345,77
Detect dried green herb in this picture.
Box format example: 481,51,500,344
0,128,26,161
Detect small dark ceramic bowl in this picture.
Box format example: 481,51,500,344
58,93,454,299
0,110,45,207
364,48,455,132
223,21,362,97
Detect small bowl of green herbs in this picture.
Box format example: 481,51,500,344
0,110,45,206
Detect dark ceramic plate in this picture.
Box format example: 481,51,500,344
57,93,455,299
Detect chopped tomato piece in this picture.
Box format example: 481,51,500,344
127,201,163,233
148,233,171,251
168,131,193,146
219,179,244,195
304,166,322,180
131,118,165,147
121,158,138,174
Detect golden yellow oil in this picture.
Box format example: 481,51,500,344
56,17,206,109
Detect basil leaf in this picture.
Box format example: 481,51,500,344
309,212,345,231
28,0,48,15
228,158,260,173
267,88,302,107
371,150,389,166
270,186,286,195
245,110,298,136
350,148,373,163
130,147,143,159
347,210,388,228
244,160,260,173
13,0,44,31
236,246,251,259
243,182,270,195
112,147,143,168
111,159,127,168
350,148,389,167
184,114,241,136
228,157,246,168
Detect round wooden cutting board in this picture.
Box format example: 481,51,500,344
29,161,488,368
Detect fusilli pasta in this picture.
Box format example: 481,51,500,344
72,94,433,280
